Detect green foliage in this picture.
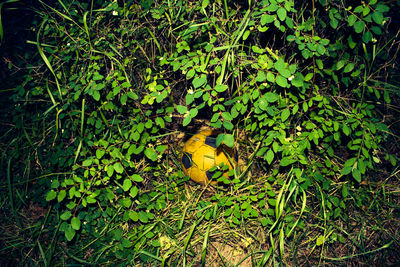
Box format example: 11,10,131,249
1,0,399,265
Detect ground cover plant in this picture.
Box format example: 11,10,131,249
1,0,400,265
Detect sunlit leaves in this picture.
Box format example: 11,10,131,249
176,105,187,114
71,217,81,230
46,190,57,201
113,162,124,173
131,174,144,182
65,225,75,241
266,149,274,165
96,149,105,159
276,75,288,87
60,211,72,221
372,11,384,24
122,179,132,191
277,7,287,21
192,74,207,89
261,14,275,25
353,21,365,33
281,109,290,122
144,147,158,161
216,133,235,148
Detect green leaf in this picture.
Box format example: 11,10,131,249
242,29,250,40
223,121,234,130
363,6,370,16
71,217,81,230
255,70,266,82
46,190,57,201
341,166,352,175
176,105,188,114
93,72,104,81
155,117,165,128
276,75,288,87
120,94,127,105
342,124,350,136
131,174,144,182
291,75,303,87
342,184,349,198
216,134,224,147
137,123,145,133
130,186,139,198
192,74,207,89
121,198,132,208
58,190,66,202
223,134,235,148
86,196,96,204
138,211,149,223
336,60,346,70
343,63,355,73
372,11,383,24
281,109,290,122
330,18,338,29
157,145,167,153
82,159,92,167
292,104,299,115
127,91,138,100
261,14,275,25
183,116,192,126
333,121,339,131
215,84,228,92
347,15,357,26
145,148,158,161
189,108,198,118
280,157,296,167
51,180,59,189
266,72,275,82
362,31,373,43
316,235,325,246
186,93,195,105
221,112,232,121
274,58,285,72
122,179,132,191
352,168,362,183
96,149,106,159
316,44,326,55
277,7,287,21
92,90,100,101
201,0,209,8
279,68,291,78
145,119,153,129
358,159,366,174
353,20,365,33
304,73,313,81
65,225,76,242
121,81,131,88
302,102,308,112
344,157,357,167
107,165,114,177
113,162,124,174
60,211,72,221
266,149,274,165
186,68,195,79
129,210,139,221
258,98,268,111
265,92,278,103
224,207,232,217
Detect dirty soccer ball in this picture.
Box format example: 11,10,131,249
180,130,238,184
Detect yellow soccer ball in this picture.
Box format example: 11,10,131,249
180,130,238,184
